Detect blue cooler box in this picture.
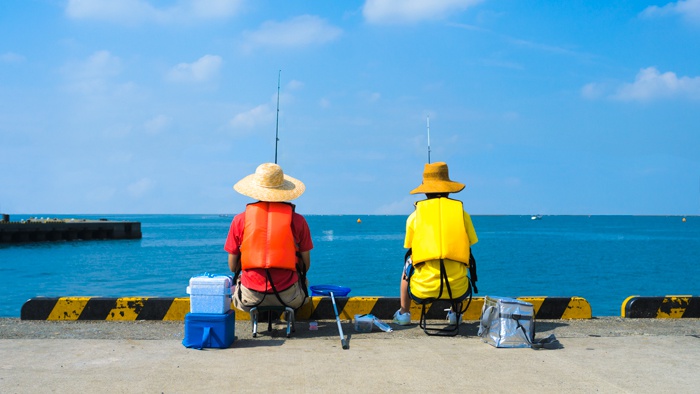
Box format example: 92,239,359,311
183,310,235,349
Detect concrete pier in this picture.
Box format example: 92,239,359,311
0,215,141,243
1,317,699,393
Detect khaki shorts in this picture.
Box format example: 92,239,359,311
232,278,308,312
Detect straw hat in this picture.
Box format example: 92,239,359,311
234,163,305,202
410,162,465,195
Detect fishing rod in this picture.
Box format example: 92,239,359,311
274,70,281,164
426,115,431,164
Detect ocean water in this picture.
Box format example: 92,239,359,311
1,214,698,317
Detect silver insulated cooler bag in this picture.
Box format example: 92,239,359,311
478,296,534,348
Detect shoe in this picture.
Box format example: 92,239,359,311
531,334,561,350
392,309,411,326
446,309,462,325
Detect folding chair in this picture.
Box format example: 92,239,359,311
250,305,295,338
409,258,473,337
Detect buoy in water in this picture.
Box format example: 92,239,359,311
357,218,362,223
682,217,686,222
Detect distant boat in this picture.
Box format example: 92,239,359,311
531,215,543,220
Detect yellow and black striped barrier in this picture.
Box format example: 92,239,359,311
622,295,700,318
301,296,591,321
20,297,191,321
21,296,591,321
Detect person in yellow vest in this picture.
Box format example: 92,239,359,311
224,163,313,312
393,162,478,325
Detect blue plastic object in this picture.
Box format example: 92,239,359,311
182,310,235,349
310,285,351,297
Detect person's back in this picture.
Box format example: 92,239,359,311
394,162,478,326
407,196,475,301
224,163,313,312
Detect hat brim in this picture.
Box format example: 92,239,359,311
234,173,305,202
410,181,465,195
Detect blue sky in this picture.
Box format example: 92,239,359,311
1,0,699,215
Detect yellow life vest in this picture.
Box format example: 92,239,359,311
411,197,471,265
409,198,472,301
240,202,297,271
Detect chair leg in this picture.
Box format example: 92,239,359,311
418,303,459,337
250,307,296,338
250,306,296,338
290,309,296,333
284,307,295,338
250,307,259,338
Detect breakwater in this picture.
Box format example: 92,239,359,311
0,215,141,243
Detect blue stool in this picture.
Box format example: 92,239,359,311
250,306,295,338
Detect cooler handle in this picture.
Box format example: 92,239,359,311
200,326,211,349
190,326,211,350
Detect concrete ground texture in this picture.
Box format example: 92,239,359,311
1,317,699,393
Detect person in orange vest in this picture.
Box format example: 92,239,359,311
393,162,478,326
224,163,313,311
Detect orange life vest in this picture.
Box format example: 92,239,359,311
240,202,298,271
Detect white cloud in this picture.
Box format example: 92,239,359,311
375,195,420,214
502,176,522,188
286,80,304,90
242,15,342,50
581,82,606,100
66,0,152,22
187,0,244,19
359,91,381,102
1,52,25,63
229,104,274,130
143,115,171,134
76,50,122,78
614,67,700,101
103,124,133,139
65,0,242,25
87,186,117,202
166,55,222,83
363,0,483,24
108,152,134,164
127,178,154,197
62,50,123,94
582,67,700,101
508,38,583,58
640,0,700,23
